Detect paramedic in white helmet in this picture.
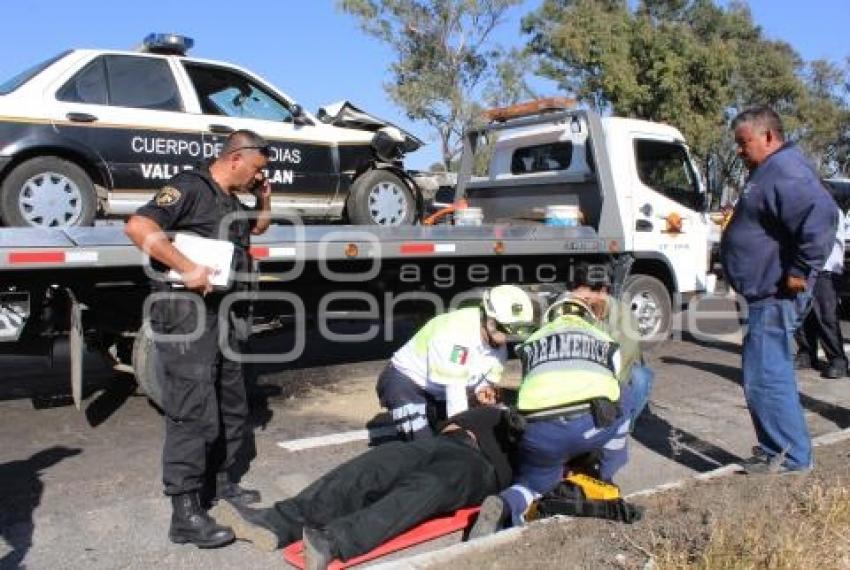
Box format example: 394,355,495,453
376,285,535,440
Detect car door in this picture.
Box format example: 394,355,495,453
45,52,203,213
178,60,340,221
630,136,710,294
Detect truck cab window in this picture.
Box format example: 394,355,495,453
510,141,573,174
634,139,700,210
184,62,293,123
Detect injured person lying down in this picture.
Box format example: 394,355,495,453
211,405,524,568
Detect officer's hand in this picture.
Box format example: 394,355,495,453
785,275,807,294
256,178,271,201
251,174,271,201
181,264,215,295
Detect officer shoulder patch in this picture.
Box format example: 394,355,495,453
155,186,182,207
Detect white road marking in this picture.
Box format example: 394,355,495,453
278,430,369,451
276,426,399,451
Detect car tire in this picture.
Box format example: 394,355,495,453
0,157,97,227
622,274,672,350
132,324,163,410
347,169,416,226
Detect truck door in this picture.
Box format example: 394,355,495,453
179,61,338,221
630,137,710,295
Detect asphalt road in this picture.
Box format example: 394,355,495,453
2,297,850,569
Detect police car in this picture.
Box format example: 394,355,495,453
0,33,425,228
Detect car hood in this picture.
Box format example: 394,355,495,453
317,100,423,153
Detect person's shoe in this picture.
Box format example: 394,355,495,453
168,493,235,548
215,471,261,506
794,353,815,370
210,499,280,552
739,447,811,476
821,360,847,379
467,495,509,540
303,527,336,570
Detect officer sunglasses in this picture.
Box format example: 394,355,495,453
227,144,271,158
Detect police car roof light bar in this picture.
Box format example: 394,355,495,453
139,33,194,56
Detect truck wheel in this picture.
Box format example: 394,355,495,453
132,325,163,409
347,169,415,226
622,275,672,349
0,157,97,227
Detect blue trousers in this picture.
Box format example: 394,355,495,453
742,296,813,470
501,365,654,524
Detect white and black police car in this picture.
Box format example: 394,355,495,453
0,33,426,227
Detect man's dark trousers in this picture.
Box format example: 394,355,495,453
262,435,497,561
151,291,249,495
797,272,846,368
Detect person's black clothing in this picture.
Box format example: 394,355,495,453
136,168,253,279
796,271,847,373
137,169,254,496
257,407,519,561
436,405,523,489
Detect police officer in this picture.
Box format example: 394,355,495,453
376,285,536,440
125,130,272,548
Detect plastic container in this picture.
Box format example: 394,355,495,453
545,205,581,227
453,207,484,226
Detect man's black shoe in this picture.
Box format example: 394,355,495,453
822,360,847,379
215,471,261,506
303,527,336,570
210,499,281,552
169,493,235,548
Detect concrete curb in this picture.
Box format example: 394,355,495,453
369,426,850,569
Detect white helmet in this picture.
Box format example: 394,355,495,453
482,285,535,337
543,292,599,325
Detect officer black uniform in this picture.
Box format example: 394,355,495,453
135,166,259,546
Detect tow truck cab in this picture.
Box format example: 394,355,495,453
457,99,714,338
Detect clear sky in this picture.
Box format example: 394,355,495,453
0,1,846,169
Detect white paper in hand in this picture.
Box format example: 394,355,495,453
167,233,234,289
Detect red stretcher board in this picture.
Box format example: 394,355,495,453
282,507,481,569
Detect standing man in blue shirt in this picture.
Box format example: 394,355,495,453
721,106,837,474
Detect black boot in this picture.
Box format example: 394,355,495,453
822,359,847,379
215,471,261,506
169,492,235,548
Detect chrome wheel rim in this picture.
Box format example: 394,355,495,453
18,172,84,227
630,290,663,338
368,181,408,226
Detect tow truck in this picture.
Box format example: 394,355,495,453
0,99,717,409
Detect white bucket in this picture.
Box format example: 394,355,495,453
545,205,581,227
454,207,484,226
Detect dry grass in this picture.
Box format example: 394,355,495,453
653,479,850,570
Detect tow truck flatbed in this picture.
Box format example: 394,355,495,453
0,223,606,270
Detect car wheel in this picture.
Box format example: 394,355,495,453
347,169,416,226
0,157,97,227
132,324,163,410
622,274,672,350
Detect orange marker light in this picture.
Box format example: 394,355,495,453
665,212,683,234
345,243,359,258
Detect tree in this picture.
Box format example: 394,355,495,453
337,0,527,170
797,59,850,176
522,0,850,195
